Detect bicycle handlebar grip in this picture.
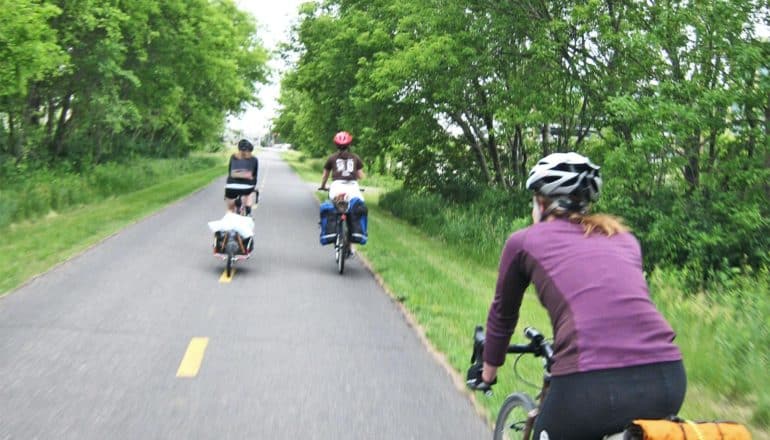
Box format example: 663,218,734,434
524,327,542,341
474,325,485,344
471,325,485,363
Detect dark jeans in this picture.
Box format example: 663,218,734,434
533,360,686,440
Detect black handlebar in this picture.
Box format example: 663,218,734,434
317,186,365,192
507,344,536,354
473,325,554,365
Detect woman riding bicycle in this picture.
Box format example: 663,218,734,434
225,139,259,215
468,152,686,440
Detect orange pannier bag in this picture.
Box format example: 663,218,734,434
626,418,752,440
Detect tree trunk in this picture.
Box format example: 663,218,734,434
51,93,72,158
26,86,42,127
483,114,504,186
683,131,701,190
738,70,756,159
8,112,23,161
574,97,591,147
510,124,527,188
762,95,770,199
45,98,56,143
766,92,770,139
707,126,718,172
452,113,492,184
475,83,505,186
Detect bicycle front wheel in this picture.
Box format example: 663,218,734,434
494,393,537,440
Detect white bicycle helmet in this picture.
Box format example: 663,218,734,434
526,152,602,213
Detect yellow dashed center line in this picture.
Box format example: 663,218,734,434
176,337,209,378
219,269,235,283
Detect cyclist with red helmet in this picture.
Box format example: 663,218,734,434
319,131,367,253
319,131,364,193
467,152,686,440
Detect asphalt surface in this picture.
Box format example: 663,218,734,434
0,149,490,439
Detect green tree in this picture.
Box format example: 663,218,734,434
0,0,65,160
0,0,268,164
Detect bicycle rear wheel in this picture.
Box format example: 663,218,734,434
336,220,346,274
494,392,537,440
225,239,238,277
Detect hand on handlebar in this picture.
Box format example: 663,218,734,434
466,362,496,395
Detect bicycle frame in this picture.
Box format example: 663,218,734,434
474,327,643,440
471,326,554,440
514,335,553,440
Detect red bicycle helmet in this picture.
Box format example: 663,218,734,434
333,131,353,147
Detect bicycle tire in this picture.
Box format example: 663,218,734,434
337,220,346,274
494,392,537,440
224,236,239,278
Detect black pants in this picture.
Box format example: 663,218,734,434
224,187,256,199
533,360,686,440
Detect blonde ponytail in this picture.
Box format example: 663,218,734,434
567,212,629,236
536,195,628,236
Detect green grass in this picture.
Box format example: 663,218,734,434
280,150,325,183
284,150,769,439
0,154,223,229
650,269,770,433
363,204,552,412
0,160,225,296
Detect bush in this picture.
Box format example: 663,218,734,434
380,187,532,266
650,267,770,426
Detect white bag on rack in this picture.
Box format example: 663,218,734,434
207,212,254,238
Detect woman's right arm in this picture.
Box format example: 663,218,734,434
483,233,531,371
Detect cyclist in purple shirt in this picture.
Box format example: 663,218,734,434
468,152,686,440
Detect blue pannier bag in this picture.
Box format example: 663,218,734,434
319,201,338,245
347,197,368,244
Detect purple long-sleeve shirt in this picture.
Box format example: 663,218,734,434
484,219,682,376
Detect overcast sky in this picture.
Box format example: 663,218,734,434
227,0,305,140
